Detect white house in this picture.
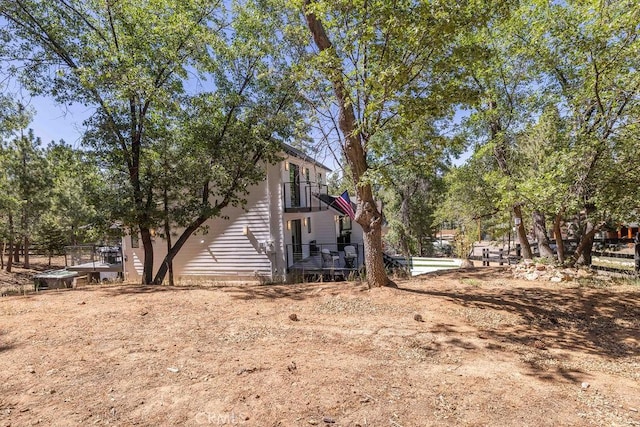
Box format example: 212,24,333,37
122,144,364,283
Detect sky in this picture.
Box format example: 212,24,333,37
21,91,472,169
23,96,93,148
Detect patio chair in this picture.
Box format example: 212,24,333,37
344,245,357,268
321,248,339,268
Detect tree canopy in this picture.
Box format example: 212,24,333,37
2,0,639,281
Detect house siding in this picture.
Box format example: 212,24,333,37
124,176,274,282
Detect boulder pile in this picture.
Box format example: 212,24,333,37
511,260,599,282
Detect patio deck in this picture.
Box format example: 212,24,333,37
288,252,360,281
67,261,123,273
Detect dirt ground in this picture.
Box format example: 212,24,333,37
1,266,639,426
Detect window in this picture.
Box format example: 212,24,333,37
340,216,352,231
289,163,300,207
307,217,311,233
131,234,139,248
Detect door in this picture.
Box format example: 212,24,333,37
291,219,303,261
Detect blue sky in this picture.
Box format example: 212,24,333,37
23,93,472,169
23,95,93,148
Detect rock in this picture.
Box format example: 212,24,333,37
550,276,562,283
167,367,179,373
535,264,547,271
581,382,590,390
414,314,424,322
460,259,475,268
532,340,546,349
322,416,336,424
576,269,594,278
289,313,299,321
525,272,540,281
307,420,319,425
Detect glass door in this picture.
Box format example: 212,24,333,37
291,219,303,261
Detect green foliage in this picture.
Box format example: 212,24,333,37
46,142,113,244
0,128,52,253
2,0,308,283
442,0,640,260
35,217,67,258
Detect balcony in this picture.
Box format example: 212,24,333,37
283,181,329,213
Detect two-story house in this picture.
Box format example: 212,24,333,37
122,143,364,283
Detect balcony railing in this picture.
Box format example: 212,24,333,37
283,181,329,212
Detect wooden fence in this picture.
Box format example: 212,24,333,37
469,239,640,276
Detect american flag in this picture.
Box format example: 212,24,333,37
335,190,355,220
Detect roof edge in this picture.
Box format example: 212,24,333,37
281,142,332,172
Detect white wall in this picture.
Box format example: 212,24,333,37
123,172,275,282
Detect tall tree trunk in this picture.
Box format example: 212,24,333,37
398,191,412,259
572,220,599,267
488,100,533,261
0,241,4,270
553,211,566,263
163,186,174,286
513,205,533,260
140,227,154,284
532,211,554,258
70,224,77,246
24,235,30,269
304,1,393,288
153,218,207,285
6,214,14,273
13,243,19,264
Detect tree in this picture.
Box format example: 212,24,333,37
46,142,112,246
0,95,26,271
0,100,50,271
455,0,536,260
449,0,640,267
505,105,585,262
296,0,478,287
438,152,506,249
2,0,304,284
514,0,640,265
147,0,306,285
9,128,52,268
1,0,222,282
375,121,458,258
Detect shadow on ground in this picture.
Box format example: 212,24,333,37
399,280,640,359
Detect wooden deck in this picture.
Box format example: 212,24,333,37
288,253,360,280
67,261,123,273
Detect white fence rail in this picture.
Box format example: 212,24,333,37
392,256,463,276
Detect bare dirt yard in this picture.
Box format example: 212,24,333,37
1,267,639,426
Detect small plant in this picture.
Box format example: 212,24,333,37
460,278,481,287
610,276,640,287
345,270,361,282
